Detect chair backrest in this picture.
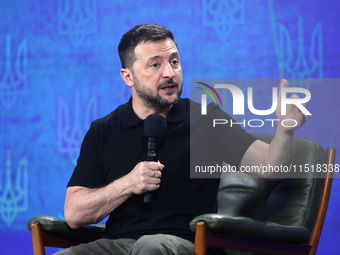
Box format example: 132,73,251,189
217,134,325,231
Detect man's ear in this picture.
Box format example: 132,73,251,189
120,68,134,87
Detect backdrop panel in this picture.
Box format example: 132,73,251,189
0,0,339,254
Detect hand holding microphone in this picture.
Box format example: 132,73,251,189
127,161,164,196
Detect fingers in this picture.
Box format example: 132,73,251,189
146,161,164,181
280,78,288,88
150,170,161,178
288,94,307,126
277,79,288,107
278,79,288,97
146,161,164,178
129,161,165,195
147,161,164,171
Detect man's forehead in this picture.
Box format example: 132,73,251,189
134,39,179,59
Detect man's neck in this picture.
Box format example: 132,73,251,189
132,99,173,119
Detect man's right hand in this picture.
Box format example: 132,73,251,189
126,161,165,195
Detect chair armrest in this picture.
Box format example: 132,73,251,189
190,214,311,243
27,215,105,241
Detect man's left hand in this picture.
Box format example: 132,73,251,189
276,79,307,133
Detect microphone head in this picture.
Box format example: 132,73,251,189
144,114,167,138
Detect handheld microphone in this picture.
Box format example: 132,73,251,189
143,114,167,203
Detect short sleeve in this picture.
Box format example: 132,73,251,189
211,104,258,167
215,108,257,166
67,122,106,188
190,101,258,172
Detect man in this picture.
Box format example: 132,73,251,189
57,24,305,255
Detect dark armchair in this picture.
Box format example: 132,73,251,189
27,134,336,255
191,134,336,255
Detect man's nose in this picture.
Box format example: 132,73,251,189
162,63,175,79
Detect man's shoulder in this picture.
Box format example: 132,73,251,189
91,101,128,129
181,98,201,111
186,98,228,117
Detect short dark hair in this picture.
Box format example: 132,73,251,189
118,24,177,69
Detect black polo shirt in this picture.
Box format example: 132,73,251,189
68,97,256,242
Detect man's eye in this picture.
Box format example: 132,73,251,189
151,63,159,68
172,60,179,65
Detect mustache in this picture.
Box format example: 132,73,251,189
159,78,179,89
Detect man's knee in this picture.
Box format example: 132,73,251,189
130,234,193,255
132,235,169,252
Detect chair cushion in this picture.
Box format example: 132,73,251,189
217,134,324,230
189,214,311,243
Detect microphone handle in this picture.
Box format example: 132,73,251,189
144,138,159,203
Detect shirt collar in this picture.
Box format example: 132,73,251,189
121,97,187,128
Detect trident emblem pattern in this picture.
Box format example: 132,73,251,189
57,90,97,165
277,17,323,79
202,0,245,41
58,0,97,48
0,35,27,109
268,0,323,85
0,151,28,227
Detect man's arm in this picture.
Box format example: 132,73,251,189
64,161,164,229
240,79,306,178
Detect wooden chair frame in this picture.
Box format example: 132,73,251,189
28,217,104,255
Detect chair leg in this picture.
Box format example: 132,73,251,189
195,222,206,255
308,147,336,255
31,223,46,255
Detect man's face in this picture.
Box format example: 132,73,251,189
130,38,183,110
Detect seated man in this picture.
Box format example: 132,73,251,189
56,24,305,255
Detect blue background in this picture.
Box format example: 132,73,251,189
0,0,339,254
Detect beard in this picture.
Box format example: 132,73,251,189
133,74,182,110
